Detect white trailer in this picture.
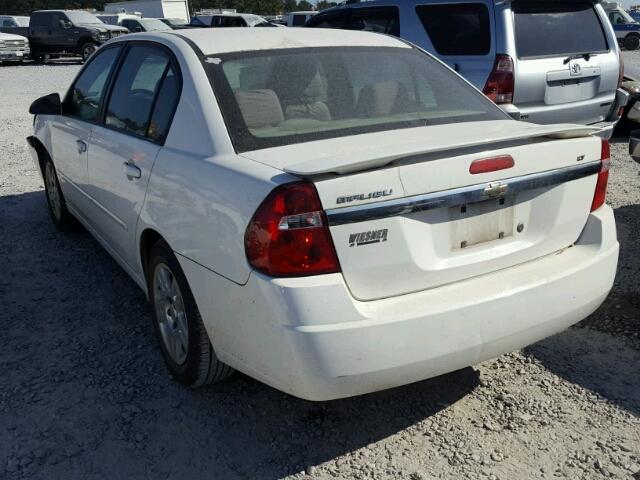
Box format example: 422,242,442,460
104,0,190,23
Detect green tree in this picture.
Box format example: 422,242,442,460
297,0,312,11
316,1,336,11
282,0,297,13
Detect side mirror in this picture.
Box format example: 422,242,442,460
29,93,62,115
59,19,72,29
630,130,640,164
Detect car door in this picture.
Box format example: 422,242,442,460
86,44,180,268
50,12,72,49
50,45,123,211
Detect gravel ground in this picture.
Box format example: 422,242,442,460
1,56,639,480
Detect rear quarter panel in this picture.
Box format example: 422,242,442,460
134,34,295,285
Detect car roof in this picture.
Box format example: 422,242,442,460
164,28,409,55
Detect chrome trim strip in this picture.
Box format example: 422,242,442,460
325,160,601,226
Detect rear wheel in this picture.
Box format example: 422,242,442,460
624,35,640,51
147,240,234,387
80,42,98,63
43,158,79,232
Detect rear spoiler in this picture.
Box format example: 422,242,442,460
284,123,601,176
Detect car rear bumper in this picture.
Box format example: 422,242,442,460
181,206,618,401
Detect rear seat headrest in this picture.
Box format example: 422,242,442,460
234,89,284,129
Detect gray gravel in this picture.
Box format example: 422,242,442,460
0,58,639,480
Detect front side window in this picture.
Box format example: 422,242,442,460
348,7,400,36
513,2,609,59
105,46,171,138
210,47,506,152
416,3,491,56
65,46,122,122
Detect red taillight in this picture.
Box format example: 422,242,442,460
591,140,610,212
245,182,340,277
483,54,514,104
469,155,514,174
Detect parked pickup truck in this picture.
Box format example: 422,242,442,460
25,10,127,63
0,32,30,62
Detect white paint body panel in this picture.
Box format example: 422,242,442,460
29,30,618,400
180,207,617,400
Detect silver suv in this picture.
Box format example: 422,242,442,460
306,0,627,138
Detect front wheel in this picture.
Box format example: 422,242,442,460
80,42,98,63
43,159,79,232
624,35,640,51
147,240,234,387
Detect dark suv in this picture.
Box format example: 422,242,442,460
29,10,127,62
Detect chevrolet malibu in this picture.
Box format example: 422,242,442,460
27,29,618,401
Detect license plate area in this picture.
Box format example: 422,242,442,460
450,197,514,250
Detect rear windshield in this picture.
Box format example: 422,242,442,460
416,3,491,56
513,2,609,59
207,47,506,152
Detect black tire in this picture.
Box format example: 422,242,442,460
80,42,98,63
42,157,79,232
147,239,234,387
624,35,640,51
32,53,45,64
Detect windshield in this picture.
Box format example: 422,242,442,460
618,9,636,23
140,18,172,31
208,47,507,152
15,16,29,26
66,11,104,25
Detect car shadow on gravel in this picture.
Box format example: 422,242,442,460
524,203,640,418
0,190,480,479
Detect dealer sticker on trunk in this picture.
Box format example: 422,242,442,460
349,229,388,247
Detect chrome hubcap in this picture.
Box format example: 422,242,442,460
45,163,62,220
153,263,189,365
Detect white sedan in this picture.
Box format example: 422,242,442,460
27,29,618,401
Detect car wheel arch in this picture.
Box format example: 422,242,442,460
139,228,165,285
31,136,52,176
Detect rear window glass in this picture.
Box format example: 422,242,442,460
207,47,506,152
416,3,491,56
513,2,609,59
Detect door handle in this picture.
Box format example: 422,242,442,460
76,139,87,154
124,160,142,180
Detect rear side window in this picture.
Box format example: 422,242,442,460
105,46,171,138
147,67,180,143
348,7,400,36
292,15,307,26
416,3,490,56
305,12,348,29
30,13,51,27
513,2,609,59
65,46,122,122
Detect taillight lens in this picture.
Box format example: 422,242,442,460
245,182,341,277
483,54,515,104
591,140,610,212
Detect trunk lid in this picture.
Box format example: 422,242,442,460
243,121,602,301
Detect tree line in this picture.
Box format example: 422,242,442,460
0,0,338,16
